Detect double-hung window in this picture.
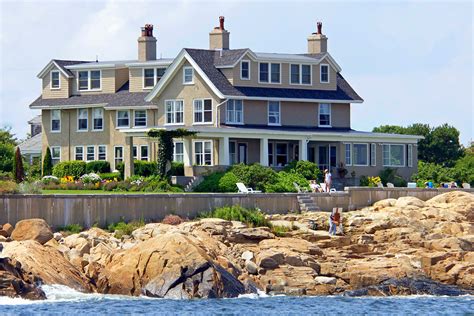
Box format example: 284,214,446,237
290,64,311,85
165,100,184,124
345,143,352,166
194,140,212,166
92,108,103,131
193,99,212,124
78,70,101,90
318,103,331,127
370,143,377,166
407,144,413,167
226,100,243,124
117,110,130,128
77,109,88,131
98,145,106,160
353,143,368,166
268,101,281,125
383,144,405,167
183,67,194,84
276,143,288,166
86,146,95,161
173,142,184,163
259,63,280,83
51,109,61,132
51,71,60,89
140,145,149,161
240,60,250,80
75,146,84,161
51,146,61,164
143,68,167,88
134,110,147,127
114,147,123,169
132,146,138,160
320,64,329,83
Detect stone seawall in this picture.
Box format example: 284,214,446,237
0,188,472,228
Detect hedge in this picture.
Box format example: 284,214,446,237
86,161,110,174
52,161,86,179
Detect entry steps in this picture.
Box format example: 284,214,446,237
184,176,203,192
297,194,320,212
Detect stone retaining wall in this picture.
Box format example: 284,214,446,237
0,188,472,228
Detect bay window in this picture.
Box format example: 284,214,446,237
383,144,405,167
353,143,368,166
51,109,61,132
165,100,184,124
193,99,212,124
194,140,212,166
318,103,331,127
117,110,130,128
268,101,280,125
77,109,88,131
92,108,103,131
226,100,243,124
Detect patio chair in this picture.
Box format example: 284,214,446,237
236,182,262,193
386,182,395,188
293,182,308,193
407,182,417,188
462,183,471,189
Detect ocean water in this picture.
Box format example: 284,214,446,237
0,285,473,315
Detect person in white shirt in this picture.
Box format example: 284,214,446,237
324,169,332,192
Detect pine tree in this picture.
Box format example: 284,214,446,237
13,147,24,183
43,147,53,176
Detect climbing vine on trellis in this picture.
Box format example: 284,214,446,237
147,128,197,178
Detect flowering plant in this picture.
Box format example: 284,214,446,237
80,173,102,184
368,176,382,187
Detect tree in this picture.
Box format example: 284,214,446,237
0,127,17,173
13,147,24,183
0,126,18,146
43,147,53,176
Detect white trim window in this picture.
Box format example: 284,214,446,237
173,142,184,163
143,67,167,88
77,109,88,131
114,146,123,169
51,109,61,132
194,140,213,166
116,110,130,128
183,66,194,84
320,64,329,83
383,144,405,167
50,70,60,89
132,146,138,160
92,108,104,131
290,64,311,85
134,110,147,127
140,145,149,161
268,101,281,126
193,99,213,124
51,146,61,164
75,146,84,161
259,62,280,84
226,99,243,124
229,141,237,165
370,143,376,166
318,103,331,127
98,145,106,161
344,143,352,166
275,143,288,166
78,70,101,91
86,146,95,161
240,60,250,80
407,144,413,167
353,143,369,166
165,100,184,125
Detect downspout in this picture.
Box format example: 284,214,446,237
215,99,228,128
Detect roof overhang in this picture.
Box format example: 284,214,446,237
224,95,363,103
105,105,157,110
30,103,107,110
37,60,73,79
125,60,174,68
66,64,122,70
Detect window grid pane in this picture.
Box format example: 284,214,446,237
259,63,269,82
270,63,280,83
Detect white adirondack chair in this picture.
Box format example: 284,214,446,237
236,182,262,193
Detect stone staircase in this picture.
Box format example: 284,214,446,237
297,194,320,212
184,176,203,192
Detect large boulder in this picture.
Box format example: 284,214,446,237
11,219,53,245
96,232,247,298
1,240,92,292
0,257,46,300
395,197,426,209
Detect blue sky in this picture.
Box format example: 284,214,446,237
0,0,472,145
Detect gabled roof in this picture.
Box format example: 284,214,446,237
29,81,157,109
28,115,42,125
17,133,42,154
37,59,91,78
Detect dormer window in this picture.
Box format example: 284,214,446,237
50,71,60,89
143,67,167,88
320,64,329,83
259,62,280,84
290,64,311,85
78,70,101,91
183,67,194,84
240,60,250,80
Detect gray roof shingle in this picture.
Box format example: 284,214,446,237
53,59,91,77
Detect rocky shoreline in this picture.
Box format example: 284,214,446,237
0,191,472,300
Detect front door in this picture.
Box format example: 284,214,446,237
238,143,247,164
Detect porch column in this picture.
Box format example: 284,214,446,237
299,139,308,161
219,136,230,166
124,136,134,179
182,138,192,167
260,137,269,166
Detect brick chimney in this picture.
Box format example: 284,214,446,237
138,24,157,61
307,22,328,54
209,16,230,50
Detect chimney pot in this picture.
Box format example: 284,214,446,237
219,16,225,30
138,24,157,61
317,22,322,35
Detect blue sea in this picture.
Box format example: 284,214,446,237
0,285,473,315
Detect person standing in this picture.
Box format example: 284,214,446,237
324,169,332,192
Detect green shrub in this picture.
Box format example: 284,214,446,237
271,225,293,237
0,180,18,194
108,218,145,239
18,181,42,194
284,160,321,180
265,171,309,193
42,147,53,176
86,161,110,174
170,162,184,176
230,164,277,191
134,160,157,177
116,162,125,179
0,171,12,181
141,175,172,192
194,172,226,192
100,172,121,181
218,172,239,192
200,205,269,228
0,143,14,173
53,161,86,179
359,175,369,186
57,224,83,234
